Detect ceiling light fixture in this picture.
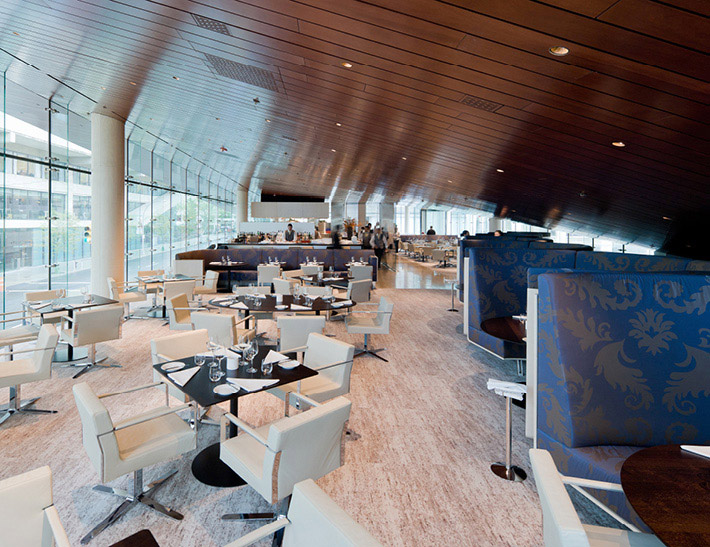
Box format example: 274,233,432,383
401,156,407,160
12,32,20,36
335,122,342,126
496,168,504,173
129,81,137,86
172,76,180,80
341,61,353,68
100,86,106,90
663,216,673,221
331,149,336,152
612,141,626,147
265,118,271,122
447,179,452,183
549,46,570,56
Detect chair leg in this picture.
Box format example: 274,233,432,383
353,334,389,362
0,385,57,425
81,468,182,544
63,344,122,379
222,495,291,522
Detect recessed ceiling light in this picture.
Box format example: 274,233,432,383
663,216,673,221
612,141,626,147
401,156,407,160
265,119,271,123
496,168,504,173
100,86,106,90
216,117,220,120
129,81,137,86
341,61,353,68
331,149,336,152
172,76,180,80
447,179,452,183
549,46,570,56
335,122,342,126
12,31,20,36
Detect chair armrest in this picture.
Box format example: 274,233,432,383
561,475,624,493
98,381,166,399
60,315,74,327
357,302,380,306
347,310,392,315
43,506,71,547
289,391,320,409
0,310,27,316
234,314,255,327
279,344,308,353
155,353,174,363
220,413,269,445
171,306,210,312
112,402,193,431
312,359,353,372
223,517,289,547
0,316,31,324
0,347,45,358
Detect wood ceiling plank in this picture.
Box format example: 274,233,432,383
533,0,619,18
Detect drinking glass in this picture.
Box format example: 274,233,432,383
195,353,206,367
245,340,258,374
80,286,89,302
261,360,273,375
232,284,239,295
208,360,224,382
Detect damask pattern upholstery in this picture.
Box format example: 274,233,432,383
301,249,334,270
537,271,710,530
269,248,300,270
574,251,690,272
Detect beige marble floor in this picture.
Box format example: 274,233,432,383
0,260,567,546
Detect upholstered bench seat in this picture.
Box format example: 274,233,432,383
481,317,525,343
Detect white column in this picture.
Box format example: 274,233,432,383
489,217,504,233
379,202,395,232
357,202,367,226
235,187,248,230
90,113,125,297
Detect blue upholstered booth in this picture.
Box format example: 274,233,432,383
536,271,710,530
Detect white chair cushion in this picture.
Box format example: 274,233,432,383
270,376,344,404
0,466,53,547
0,323,40,346
0,358,43,388
220,423,275,498
583,525,664,547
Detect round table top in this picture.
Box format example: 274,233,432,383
208,294,355,313
299,273,352,286
621,444,710,546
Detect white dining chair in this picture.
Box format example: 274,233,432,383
301,264,323,276
107,276,147,319
349,264,372,282
273,278,294,296
167,293,208,330
345,297,393,361
163,279,196,304
257,265,281,287
191,311,256,347
277,315,326,354
194,270,220,296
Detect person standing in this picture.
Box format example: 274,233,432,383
426,226,436,235
393,225,401,253
372,227,386,268
284,223,295,242
361,225,372,249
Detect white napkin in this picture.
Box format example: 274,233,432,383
168,366,199,387
226,378,279,392
486,379,527,401
263,350,289,365
230,302,249,310
279,359,299,369
290,304,311,310
331,300,353,308
35,302,53,310
213,297,232,303
681,445,710,459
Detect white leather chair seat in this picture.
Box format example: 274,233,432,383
0,323,40,345
220,422,275,489
272,376,342,403
113,407,195,475
119,290,147,304
584,525,663,547
0,358,42,388
344,315,380,332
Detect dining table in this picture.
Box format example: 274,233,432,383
620,444,710,546
153,345,317,488
208,293,356,316
207,261,247,291
24,294,118,362
136,273,194,317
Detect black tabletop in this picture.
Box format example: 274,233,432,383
208,261,247,268
153,345,318,408
136,273,193,283
26,294,118,315
299,273,352,286
208,294,355,313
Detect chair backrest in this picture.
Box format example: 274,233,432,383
277,316,326,352
203,270,219,291
191,312,235,347
303,285,332,297
234,285,271,296
70,305,123,346
301,264,322,276
266,397,352,502
258,264,281,286
163,279,196,301
284,479,382,546
303,333,354,394
106,277,120,299
283,269,303,280
347,280,371,303
529,449,590,547
72,382,119,483
31,324,60,380
137,269,164,277
349,264,372,282
168,294,192,326
431,249,446,261
0,466,56,547
25,289,64,301
374,297,393,331
174,259,203,281
151,329,210,364
273,278,294,296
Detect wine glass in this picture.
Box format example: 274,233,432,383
80,286,89,303
245,339,258,374
195,353,206,367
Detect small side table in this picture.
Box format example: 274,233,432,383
110,529,160,547
487,379,527,482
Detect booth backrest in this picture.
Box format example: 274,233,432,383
574,251,691,272
537,271,710,449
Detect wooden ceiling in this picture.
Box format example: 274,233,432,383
0,0,708,245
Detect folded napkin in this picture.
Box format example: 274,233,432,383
226,378,279,392
213,297,232,303
486,379,527,401
331,300,353,308
681,445,710,459
323,277,341,281
230,302,249,310
263,350,289,365
290,304,311,311
34,302,53,310
168,366,199,387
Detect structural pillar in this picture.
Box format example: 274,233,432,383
90,113,125,297
489,217,504,233
379,202,395,232
357,202,367,226
235,187,248,231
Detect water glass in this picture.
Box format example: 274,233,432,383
261,360,273,375
208,360,224,382
195,353,206,367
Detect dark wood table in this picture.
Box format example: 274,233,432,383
153,345,317,488
25,294,118,362
208,294,356,315
110,529,160,547
208,261,247,291
299,273,352,287
136,273,194,317
621,444,710,546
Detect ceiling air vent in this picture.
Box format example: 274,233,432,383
204,53,279,92
192,14,232,36
281,135,298,142
460,95,503,113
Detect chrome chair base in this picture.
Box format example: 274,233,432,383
0,386,56,426
81,469,182,545
222,512,276,521
62,356,122,379
353,347,388,362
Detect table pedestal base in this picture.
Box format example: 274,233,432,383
191,443,246,488
52,346,89,363
490,463,527,482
